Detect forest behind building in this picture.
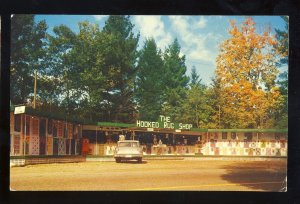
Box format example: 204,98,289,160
10,15,288,129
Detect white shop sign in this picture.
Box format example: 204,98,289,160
14,106,26,114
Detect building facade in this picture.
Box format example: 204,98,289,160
10,108,287,157
81,125,287,157
10,111,82,156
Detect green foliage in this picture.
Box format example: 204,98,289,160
11,15,48,104
102,15,140,123
181,69,212,128
190,66,201,87
274,16,288,65
72,22,107,121
161,39,189,121
135,38,165,120
45,24,78,114
10,15,287,129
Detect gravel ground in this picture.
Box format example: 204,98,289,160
10,159,287,191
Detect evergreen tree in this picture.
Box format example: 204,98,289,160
71,22,107,121
102,15,139,122
182,68,212,128
190,66,201,87
161,39,189,122
135,38,165,120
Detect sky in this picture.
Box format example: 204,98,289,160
35,15,287,85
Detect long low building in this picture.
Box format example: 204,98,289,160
10,106,83,156
10,106,287,157
82,124,287,157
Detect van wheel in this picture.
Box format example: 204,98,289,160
115,158,121,163
137,158,142,163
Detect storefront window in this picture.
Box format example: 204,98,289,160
48,119,53,135
73,125,78,139
222,132,227,139
245,132,253,140
111,134,119,143
231,132,237,139
39,118,46,137
64,123,67,138
25,116,30,136
53,121,57,137
14,114,21,132
78,125,82,138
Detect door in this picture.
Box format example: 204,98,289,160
39,119,46,155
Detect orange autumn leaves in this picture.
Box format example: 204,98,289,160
215,17,283,128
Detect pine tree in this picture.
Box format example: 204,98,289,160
161,39,189,122
182,68,212,128
135,38,165,120
102,15,139,122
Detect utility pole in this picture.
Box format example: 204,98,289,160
33,69,37,109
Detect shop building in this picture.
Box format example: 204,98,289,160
10,107,83,156
10,107,287,157
81,124,287,157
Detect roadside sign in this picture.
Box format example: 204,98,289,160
14,106,26,114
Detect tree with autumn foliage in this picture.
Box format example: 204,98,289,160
214,17,283,128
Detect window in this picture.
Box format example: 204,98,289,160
48,119,53,135
64,123,67,138
118,142,139,147
39,118,46,137
222,132,227,139
78,125,82,138
14,115,21,132
53,121,57,137
25,116,30,136
231,132,237,139
245,132,253,140
73,125,78,139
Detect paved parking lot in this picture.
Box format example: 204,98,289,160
10,159,287,191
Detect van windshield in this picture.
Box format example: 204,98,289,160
118,142,139,147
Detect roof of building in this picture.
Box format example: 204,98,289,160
11,105,84,124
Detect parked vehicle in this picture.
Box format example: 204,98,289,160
114,140,143,163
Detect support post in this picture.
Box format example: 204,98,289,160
33,70,37,109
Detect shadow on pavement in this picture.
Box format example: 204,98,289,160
119,160,148,164
220,160,287,191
